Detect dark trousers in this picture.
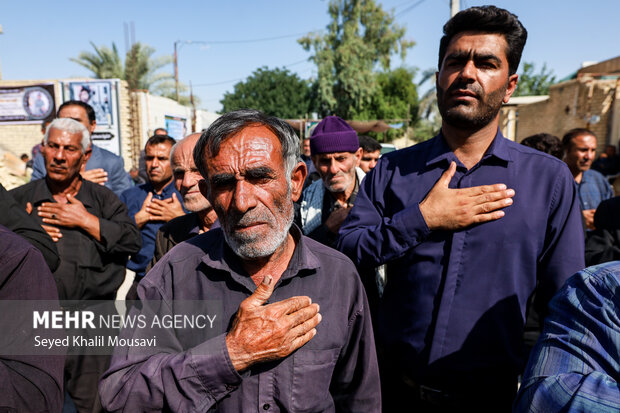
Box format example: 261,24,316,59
64,354,110,413
379,350,518,413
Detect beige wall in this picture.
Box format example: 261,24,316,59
506,77,618,154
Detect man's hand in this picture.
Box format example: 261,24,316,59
38,194,101,241
225,275,321,372
147,193,185,222
81,168,108,185
134,192,153,229
419,161,515,230
41,224,63,242
582,209,596,230
325,205,352,234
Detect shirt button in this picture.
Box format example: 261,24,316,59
263,403,270,410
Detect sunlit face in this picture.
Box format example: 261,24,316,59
172,135,211,212
145,142,174,187
58,105,96,134
201,125,305,259
42,128,90,184
565,134,597,174
359,149,380,173
436,32,518,130
303,138,311,157
312,149,361,193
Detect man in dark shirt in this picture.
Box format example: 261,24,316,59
120,135,185,296
0,182,59,271
100,109,380,412
337,6,585,411
0,225,64,412
296,115,364,248
10,117,141,413
149,133,218,269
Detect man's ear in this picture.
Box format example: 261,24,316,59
354,147,363,167
89,121,97,134
290,161,307,203
82,147,92,165
503,74,519,103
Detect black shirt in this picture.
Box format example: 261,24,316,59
10,178,141,301
0,182,59,271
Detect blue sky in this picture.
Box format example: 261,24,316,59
1,0,618,113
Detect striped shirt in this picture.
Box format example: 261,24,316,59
514,261,620,412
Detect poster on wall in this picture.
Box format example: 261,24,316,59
62,80,122,156
69,81,113,125
0,84,56,124
165,115,187,141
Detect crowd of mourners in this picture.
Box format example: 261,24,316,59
1,5,619,413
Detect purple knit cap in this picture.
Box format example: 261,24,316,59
310,116,359,155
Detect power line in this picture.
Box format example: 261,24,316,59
395,0,427,17
192,59,312,87
177,31,320,47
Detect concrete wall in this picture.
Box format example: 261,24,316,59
133,91,219,151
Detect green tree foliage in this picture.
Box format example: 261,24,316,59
70,42,123,79
366,67,417,141
71,42,197,105
414,68,442,142
299,0,414,119
220,67,313,118
514,62,556,96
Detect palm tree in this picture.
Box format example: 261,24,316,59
70,42,123,79
71,42,180,97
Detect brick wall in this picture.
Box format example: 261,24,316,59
511,77,618,154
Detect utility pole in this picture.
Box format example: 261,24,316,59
450,0,459,17
174,41,180,102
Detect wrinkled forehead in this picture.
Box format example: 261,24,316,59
207,125,283,173
172,138,200,168
48,128,83,147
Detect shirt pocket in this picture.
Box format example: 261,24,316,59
291,347,340,412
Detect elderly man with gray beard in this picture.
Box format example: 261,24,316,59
99,109,380,412
147,133,219,269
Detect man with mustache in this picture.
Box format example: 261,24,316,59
296,115,364,248
148,133,218,268
120,135,186,297
99,109,380,412
10,117,141,413
31,100,133,197
562,128,612,231
337,6,585,411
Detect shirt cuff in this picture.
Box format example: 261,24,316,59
189,333,243,398
391,203,431,246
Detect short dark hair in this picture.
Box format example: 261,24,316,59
193,109,300,179
145,135,176,149
562,128,596,149
438,6,527,75
521,133,564,159
57,100,96,124
358,135,381,153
